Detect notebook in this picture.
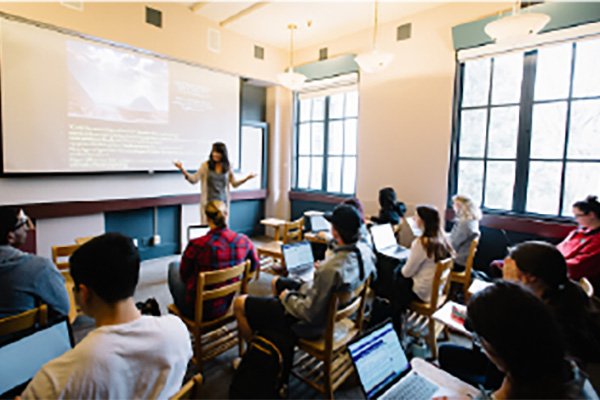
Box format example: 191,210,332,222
370,224,410,261
187,224,210,241
0,317,74,396
281,240,315,282
348,320,440,400
309,214,331,233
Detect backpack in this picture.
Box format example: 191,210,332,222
229,329,295,399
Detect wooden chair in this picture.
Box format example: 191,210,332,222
449,237,479,302
169,373,203,400
579,277,594,297
51,244,81,271
51,244,82,324
256,217,305,279
292,276,371,399
405,257,454,360
168,260,251,371
0,304,48,338
74,236,96,245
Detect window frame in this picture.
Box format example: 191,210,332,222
292,90,358,196
448,40,600,221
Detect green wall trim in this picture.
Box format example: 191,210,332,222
452,2,600,51
294,53,358,81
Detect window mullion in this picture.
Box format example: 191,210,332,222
558,42,577,216
322,97,330,192
513,50,537,213
481,59,495,208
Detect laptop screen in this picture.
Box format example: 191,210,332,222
282,241,314,271
0,318,74,395
369,224,398,252
310,215,331,232
348,322,410,399
187,225,210,241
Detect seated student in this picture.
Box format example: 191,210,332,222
234,204,376,342
440,241,600,389
0,206,69,319
395,205,454,308
448,194,481,272
168,200,258,321
467,281,596,399
321,197,373,259
557,195,600,292
370,187,406,225
21,233,192,399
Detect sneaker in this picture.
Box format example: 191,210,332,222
232,356,242,371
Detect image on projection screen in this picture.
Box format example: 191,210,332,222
0,19,239,174
67,40,169,124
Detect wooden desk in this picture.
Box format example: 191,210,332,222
260,218,287,241
412,358,479,397
304,231,328,245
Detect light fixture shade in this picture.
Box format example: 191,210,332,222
485,13,551,44
354,50,394,74
277,69,307,91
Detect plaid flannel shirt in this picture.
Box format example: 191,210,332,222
179,227,258,321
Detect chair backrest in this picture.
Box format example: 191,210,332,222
51,244,81,270
324,276,371,353
283,217,304,244
194,260,251,325
169,373,203,400
0,304,48,337
429,258,454,310
463,236,480,279
74,236,96,245
579,277,594,298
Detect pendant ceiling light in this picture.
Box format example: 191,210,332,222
484,2,551,45
354,1,394,74
277,24,307,91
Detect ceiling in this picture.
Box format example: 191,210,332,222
186,1,444,51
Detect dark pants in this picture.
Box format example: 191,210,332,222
438,344,504,390
244,277,301,339
168,261,194,320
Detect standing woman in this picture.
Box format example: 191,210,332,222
397,205,454,307
449,194,481,272
174,142,256,223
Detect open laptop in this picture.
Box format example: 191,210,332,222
369,224,410,261
309,214,331,233
187,224,210,242
348,320,441,400
0,317,74,396
281,240,315,282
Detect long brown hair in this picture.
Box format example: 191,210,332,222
416,205,454,262
208,142,230,173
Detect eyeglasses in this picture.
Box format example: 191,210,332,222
574,212,588,219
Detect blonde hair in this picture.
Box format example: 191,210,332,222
452,194,482,222
205,201,227,228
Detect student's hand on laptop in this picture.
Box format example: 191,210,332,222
432,396,472,400
314,261,320,269
279,289,288,301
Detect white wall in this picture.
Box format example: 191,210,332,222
36,213,104,258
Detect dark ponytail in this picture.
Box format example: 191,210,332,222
573,195,600,219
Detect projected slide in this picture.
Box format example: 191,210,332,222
0,19,240,174
67,41,169,124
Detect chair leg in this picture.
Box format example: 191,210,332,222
428,318,438,360
323,357,334,400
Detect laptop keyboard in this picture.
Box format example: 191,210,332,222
383,373,438,400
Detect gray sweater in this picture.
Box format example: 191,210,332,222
449,220,479,266
281,241,376,339
0,245,70,318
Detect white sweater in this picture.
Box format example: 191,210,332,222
401,239,437,303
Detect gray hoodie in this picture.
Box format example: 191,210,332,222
0,245,70,318
281,241,376,339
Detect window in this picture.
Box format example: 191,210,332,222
449,36,600,218
294,87,358,194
